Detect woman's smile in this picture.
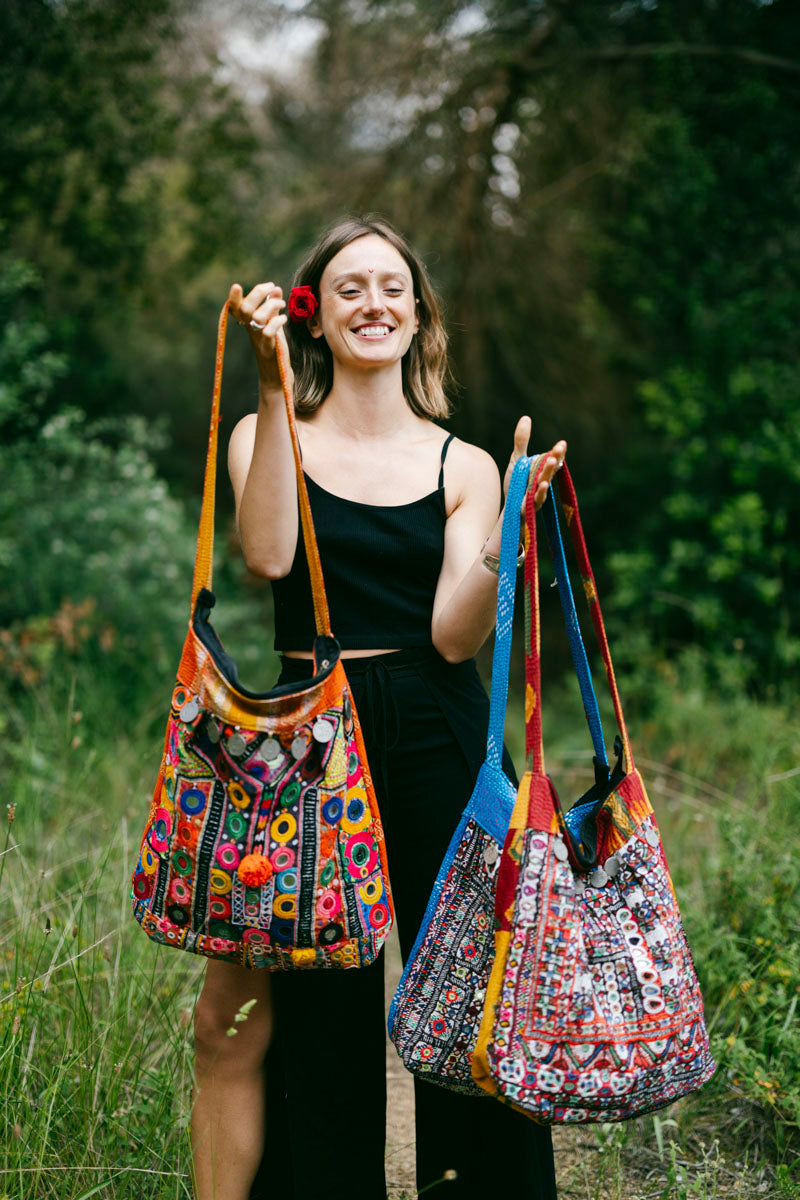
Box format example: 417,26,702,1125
352,322,396,338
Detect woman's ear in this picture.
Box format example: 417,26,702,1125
307,311,324,340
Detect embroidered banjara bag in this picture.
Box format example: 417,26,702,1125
472,465,716,1121
131,302,393,969
387,451,612,1093
387,454,537,1093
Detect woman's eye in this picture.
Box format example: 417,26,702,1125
339,289,360,298
385,287,404,295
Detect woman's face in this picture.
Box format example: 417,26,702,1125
309,233,419,370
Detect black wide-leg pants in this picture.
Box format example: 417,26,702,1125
250,648,557,1200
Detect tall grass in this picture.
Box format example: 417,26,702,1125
1,671,201,1198
529,646,800,1199
1,644,798,1198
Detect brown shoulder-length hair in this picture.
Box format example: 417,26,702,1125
285,215,451,419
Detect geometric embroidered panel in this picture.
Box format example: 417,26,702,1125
389,815,502,1096
484,811,716,1121
388,453,532,1092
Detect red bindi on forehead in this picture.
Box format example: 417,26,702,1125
325,236,412,287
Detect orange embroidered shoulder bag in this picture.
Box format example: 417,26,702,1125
130,301,394,969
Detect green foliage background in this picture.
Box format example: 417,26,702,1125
1,0,798,1194
2,0,797,693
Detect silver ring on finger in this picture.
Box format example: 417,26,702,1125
250,319,266,330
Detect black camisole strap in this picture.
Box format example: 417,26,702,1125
438,433,455,489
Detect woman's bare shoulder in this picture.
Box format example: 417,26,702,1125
228,411,257,460
439,434,501,516
445,435,501,487
229,411,258,446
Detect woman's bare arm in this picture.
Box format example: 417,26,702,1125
226,282,300,579
431,421,566,663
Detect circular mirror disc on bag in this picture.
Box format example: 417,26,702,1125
227,732,246,756
263,737,281,761
552,839,568,862
179,699,200,723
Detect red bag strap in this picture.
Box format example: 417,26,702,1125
190,300,332,638
522,456,548,774
523,461,633,776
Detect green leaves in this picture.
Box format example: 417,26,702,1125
580,46,800,692
2,0,798,697
0,256,68,433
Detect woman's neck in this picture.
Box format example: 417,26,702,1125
317,361,419,440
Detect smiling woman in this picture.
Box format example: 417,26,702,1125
285,217,449,419
188,215,564,1200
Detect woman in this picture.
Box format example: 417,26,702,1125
191,215,566,1200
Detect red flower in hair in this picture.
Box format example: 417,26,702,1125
287,285,318,322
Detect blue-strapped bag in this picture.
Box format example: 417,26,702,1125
388,451,623,1093
387,455,536,1094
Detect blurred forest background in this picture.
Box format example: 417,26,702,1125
2,0,798,694
1,1,799,1197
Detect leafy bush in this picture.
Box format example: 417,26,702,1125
0,405,198,686
0,253,279,705
607,357,800,693
585,92,800,694
0,254,195,690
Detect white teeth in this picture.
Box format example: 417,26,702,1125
356,325,392,337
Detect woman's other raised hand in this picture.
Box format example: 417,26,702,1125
228,282,291,395
503,416,566,510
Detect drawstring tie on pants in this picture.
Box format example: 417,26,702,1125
352,658,401,804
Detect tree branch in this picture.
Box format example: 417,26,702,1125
525,156,607,211
540,42,800,76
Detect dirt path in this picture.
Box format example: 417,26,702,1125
384,928,420,1196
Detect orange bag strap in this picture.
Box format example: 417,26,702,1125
190,299,332,638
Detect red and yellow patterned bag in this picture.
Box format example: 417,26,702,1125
131,302,393,969
472,464,715,1121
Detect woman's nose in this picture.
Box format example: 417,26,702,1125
361,286,385,313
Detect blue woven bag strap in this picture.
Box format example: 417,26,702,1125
486,454,535,769
541,489,608,766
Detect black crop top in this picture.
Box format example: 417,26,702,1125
271,434,454,651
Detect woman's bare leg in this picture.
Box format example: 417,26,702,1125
191,961,273,1200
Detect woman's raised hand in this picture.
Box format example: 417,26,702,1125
228,282,291,394
503,416,567,510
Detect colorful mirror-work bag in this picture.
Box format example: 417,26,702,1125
387,454,538,1093
388,449,618,1095
130,302,393,970
471,465,716,1121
